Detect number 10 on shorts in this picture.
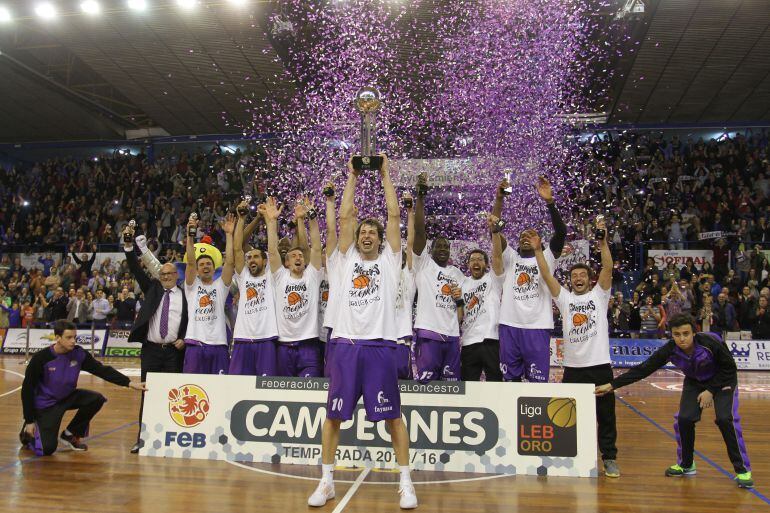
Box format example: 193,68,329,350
331,397,344,412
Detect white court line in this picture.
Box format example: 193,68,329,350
331,467,371,513
0,368,25,399
664,368,685,377
226,459,515,485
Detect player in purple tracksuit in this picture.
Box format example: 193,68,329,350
596,313,754,489
20,320,146,456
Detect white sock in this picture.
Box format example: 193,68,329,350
322,463,335,481
399,466,411,484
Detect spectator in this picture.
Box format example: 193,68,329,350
0,300,20,328
47,287,68,322
629,291,642,335
114,287,137,324
737,286,757,330
697,294,714,332
91,289,111,327
750,296,770,339
640,296,664,336
712,292,737,333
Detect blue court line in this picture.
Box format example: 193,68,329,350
0,421,137,473
618,396,770,506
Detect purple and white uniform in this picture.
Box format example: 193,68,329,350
183,276,230,374
230,268,279,376
326,246,401,422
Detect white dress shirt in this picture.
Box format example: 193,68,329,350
148,286,184,344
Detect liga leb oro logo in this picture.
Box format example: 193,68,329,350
517,396,577,457
169,384,211,428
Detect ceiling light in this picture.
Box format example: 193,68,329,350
34,2,58,20
177,0,198,9
80,0,101,15
0,6,12,23
127,0,147,11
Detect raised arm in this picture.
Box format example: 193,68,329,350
261,198,284,273
324,182,338,253
220,213,235,286
530,232,561,298
413,172,428,255
307,198,323,270
185,217,198,286
294,198,310,261
405,192,414,270
596,216,613,291
234,201,248,274
338,158,359,253
488,214,504,276
537,176,566,258
242,212,262,252
381,155,401,253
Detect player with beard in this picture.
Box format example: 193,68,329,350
309,155,417,509
460,215,505,381
262,197,323,377
412,173,465,383
183,213,235,374
229,199,280,376
529,215,619,478
494,176,566,382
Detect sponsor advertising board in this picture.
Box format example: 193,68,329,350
141,374,598,477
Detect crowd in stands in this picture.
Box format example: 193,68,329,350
2,130,770,339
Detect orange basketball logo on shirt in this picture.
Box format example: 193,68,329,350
246,287,258,301
287,291,302,306
572,313,589,326
517,273,531,286
441,283,453,295
467,295,479,310
353,275,370,289
199,295,211,308
321,290,329,302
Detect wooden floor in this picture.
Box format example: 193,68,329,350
1,356,768,513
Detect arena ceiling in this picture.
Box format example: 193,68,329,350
0,0,769,143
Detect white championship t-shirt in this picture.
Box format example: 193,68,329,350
273,264,322,342
184,276,230,345
412,249,465,337
318,268,330,338
498,246,557,329
461,272,504,346
322,249,342,331
232,267,279,340
554,285,612,367
396,267,416,340
331,246,401,341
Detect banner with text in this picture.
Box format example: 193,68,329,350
727,339,770,371
648,249,713,270
550,337,673,369
1,328,108,354
103,329,141,357
140,374,598,478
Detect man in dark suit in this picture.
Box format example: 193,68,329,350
123,227,188,454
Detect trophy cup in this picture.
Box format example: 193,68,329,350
352,86,384,171
123,219,136,243
188,213,198,238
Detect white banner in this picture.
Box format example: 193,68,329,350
698,231,734,241
140,374,598,477
648,249,713,270
103,329,141,357
728,340,770,371
1,328,108,354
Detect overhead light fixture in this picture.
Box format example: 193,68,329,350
177,0,198,9
227,0,249,5
127,0,148,11
0,6,12,23
34,2,58,20
80,0,101,15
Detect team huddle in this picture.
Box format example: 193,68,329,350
19,154,754,511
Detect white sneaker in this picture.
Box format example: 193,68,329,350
399,482,418,509
308,479,335,507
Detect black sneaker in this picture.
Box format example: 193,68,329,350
60,431,88,451
19,424,34,448
130,440,144,454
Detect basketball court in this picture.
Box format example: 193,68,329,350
1,356,767,513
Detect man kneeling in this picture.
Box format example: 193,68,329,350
20,320,145,456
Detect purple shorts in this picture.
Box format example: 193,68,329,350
183,343,230,375
396,337,413,380
229,337,278,376
276,339,322,378
498,325,550,382
413,330,460,383
326,339,401,422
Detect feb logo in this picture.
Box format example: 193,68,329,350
168,384,211,428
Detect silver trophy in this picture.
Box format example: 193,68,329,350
352,86,383,171
124,219,136,243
